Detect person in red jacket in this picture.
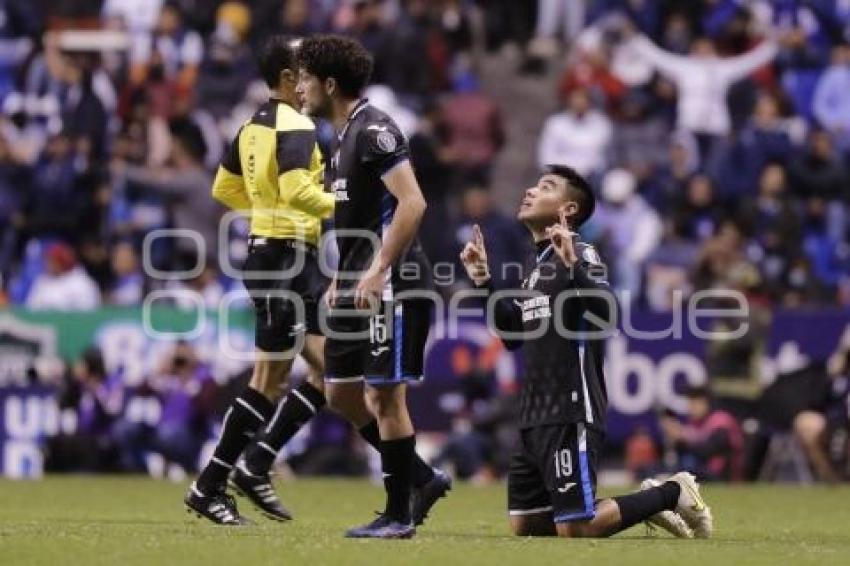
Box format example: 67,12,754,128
661,386,745,482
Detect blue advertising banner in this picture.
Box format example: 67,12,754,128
1,308,849,476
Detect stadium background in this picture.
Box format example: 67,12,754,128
0,0,848,488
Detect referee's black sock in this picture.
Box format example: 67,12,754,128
196,387,274,494
612,482,681,530
381,435,415,524
359,421,435,487
244,381,326,476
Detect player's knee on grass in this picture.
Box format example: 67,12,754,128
510,513,556,537
555,520,598,538
794,411,826,446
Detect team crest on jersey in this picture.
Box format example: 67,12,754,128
376,131,397,153
581,245,601,265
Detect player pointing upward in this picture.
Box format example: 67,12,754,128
461,164,713,538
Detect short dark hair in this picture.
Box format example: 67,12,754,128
297,34,373,98
684,385,711,400
543,164,596,227
258,35,297,89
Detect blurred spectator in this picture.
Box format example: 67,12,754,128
103,0,163,34
642,130,699,212
364,84,418,137
593,168,662,299
527,0,587,59
166,263,225,310
107,240,144,305
660,386,745,482
670,174,723,243
197,2,257,123
643,220,698,311
26,241,101,310
47,347,123,472
454,187,528,290
787,129,848,243
538,87,612,177
742,164,802,301
114,341,218,473
116,118,221,264
629,31,777,162
432,345,517,481
409,102,455,269
793,335,850,482
129,3,203,91
813,43,850,153
440,77,504,186
717,91,801,198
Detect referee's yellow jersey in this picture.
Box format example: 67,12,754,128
211,99,334,245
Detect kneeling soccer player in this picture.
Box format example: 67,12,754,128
460,164,713,538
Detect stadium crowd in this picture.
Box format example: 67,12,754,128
0,0,848,482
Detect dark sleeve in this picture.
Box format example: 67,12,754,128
276,129,316,174
358,118,410,176
564,255,615,324
475,279,524,351
220,127,243,175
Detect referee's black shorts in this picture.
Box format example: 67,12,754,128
241,236,329,352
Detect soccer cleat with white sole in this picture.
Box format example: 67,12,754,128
639,478,693,538
667,472,713,538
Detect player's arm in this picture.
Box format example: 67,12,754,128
548,213,614,323
277,130,334,218
354,121,426,308
461,225,524,350
212,127,252,212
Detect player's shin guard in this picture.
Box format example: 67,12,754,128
244,381,326,476
381,435,415,524
612,482,681,530
196,387,274,494
359,421,435,487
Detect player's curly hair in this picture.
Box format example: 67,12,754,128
257,35,297,88
543,164,596,228
296,34,373,98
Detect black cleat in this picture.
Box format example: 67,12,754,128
345,513,415,539
184,482,250,525
411,468,452,526
229,464,293,522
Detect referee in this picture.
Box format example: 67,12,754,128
185,36,335,525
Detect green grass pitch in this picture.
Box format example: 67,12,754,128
1,477,850,565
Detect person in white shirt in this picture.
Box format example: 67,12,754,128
537,87,613,177
629,32,778,139
26,242,101,311
593,168,662,300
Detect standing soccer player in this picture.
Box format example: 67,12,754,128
460,165,714,538
183,36,336,524
296,35,446,539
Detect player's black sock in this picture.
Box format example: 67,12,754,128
612,482,681,530
244,381,326,476
196,387,274,494
359,421,434,487
381,435,415,524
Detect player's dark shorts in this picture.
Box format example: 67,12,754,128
324,298,431,386
242,236,328,352
507,422,603,523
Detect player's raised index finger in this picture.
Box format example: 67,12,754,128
473,224,484,246
559,208,568,228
